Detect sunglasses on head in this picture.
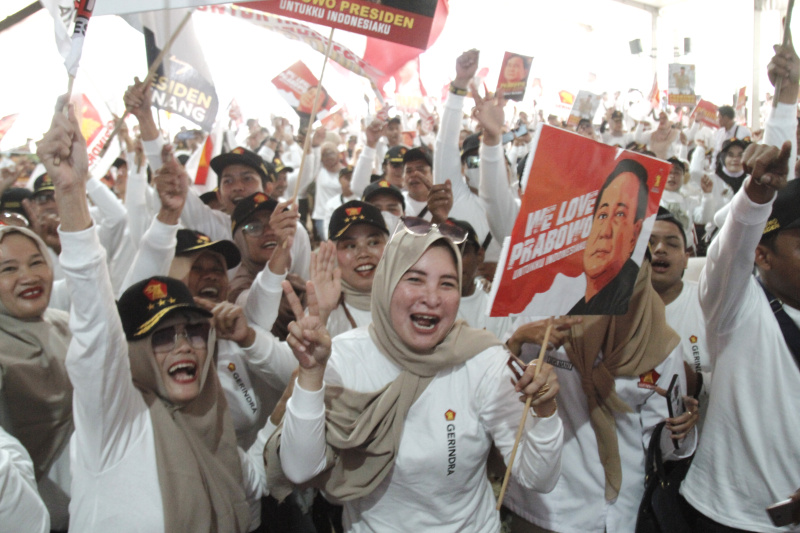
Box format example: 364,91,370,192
151,322,210,354
394,216,467,245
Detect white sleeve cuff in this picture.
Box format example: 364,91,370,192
286,379,325,419
58,224,101,268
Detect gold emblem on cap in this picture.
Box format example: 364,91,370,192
143,280,168,302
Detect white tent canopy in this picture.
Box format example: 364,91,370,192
0,0,793,150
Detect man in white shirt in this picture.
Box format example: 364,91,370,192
712,105,752,161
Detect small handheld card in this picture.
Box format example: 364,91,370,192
666,373,684,450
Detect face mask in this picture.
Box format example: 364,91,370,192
381,211,401,235
464,167,480,188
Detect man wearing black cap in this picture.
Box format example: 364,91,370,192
401,145,435,216
680,47,800,530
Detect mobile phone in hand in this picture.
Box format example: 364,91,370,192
666,373,684,450
767,497,800,527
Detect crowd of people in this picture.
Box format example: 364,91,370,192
0,35,798,533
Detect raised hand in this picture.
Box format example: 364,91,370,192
472,86,507,145
283,280,331,391
427,180,453,224
123,77,153,120
154,146,189,225
453,49,479,90
36,96,89,193
309,241,341,324
364,119,386,149
743,141,792,201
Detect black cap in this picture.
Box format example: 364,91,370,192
339,166,354,179
667,156,687,173
656,206,686,245
273,157,294,174
763,178,800,238
32,174,54,196
720,138,750,154
447,218,482,250
175,229,241,269
384,145,408,165
403,146,433,167
0,187,32,218
328,200,388,240
117,276,212,340
363,179,405,210
611,110,624,120
199,190,218,206
112,157,127,169
210,147,275,185
461,133,481,159
230,192,279,234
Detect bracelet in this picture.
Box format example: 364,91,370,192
531,398,557,418
449,83,468,96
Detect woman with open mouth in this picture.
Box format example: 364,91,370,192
0,225,72,532
266,219,564,532
36,98,262,533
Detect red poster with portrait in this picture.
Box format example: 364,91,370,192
488,125,671,317
271,61,337,123
690,99,719,129
495,51,533,102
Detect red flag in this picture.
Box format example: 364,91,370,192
648,73,660,110
362,0,449,96
0,114,18,142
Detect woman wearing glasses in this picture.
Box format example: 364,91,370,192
268,220,564,532
36,99,260,532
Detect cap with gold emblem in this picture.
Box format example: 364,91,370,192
117,276,212,340
230,192,279,234
328,200,388,240
175,229,241,269
210,147,275,185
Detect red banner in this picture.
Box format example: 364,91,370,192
272,61,337,128
489,125,670,317
237,0,438,50
690,99,719,129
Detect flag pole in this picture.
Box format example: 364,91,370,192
496,317,554,511
290,26,336,203
773,0,795,108
98,9,194,158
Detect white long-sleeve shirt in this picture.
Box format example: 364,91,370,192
0,426,50,533
281,327,563,532
504,340,696,533
59,225,262,533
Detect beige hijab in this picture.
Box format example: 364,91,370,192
266,230,500,501
128,322,250,532
564,260,679,501
228,227,263,304
0,226,72,481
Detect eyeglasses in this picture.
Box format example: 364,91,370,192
0,212,29,227
465,155,480,169
241,220,268,237
33,192,55,205
151,323,210,353
395,216,467,245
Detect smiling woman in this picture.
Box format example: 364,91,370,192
268,226,564,532
0,226,73,531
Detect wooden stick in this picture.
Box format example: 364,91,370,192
290,26,336,204
99,9,194,158
773,0,795,108
496,317,554,511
